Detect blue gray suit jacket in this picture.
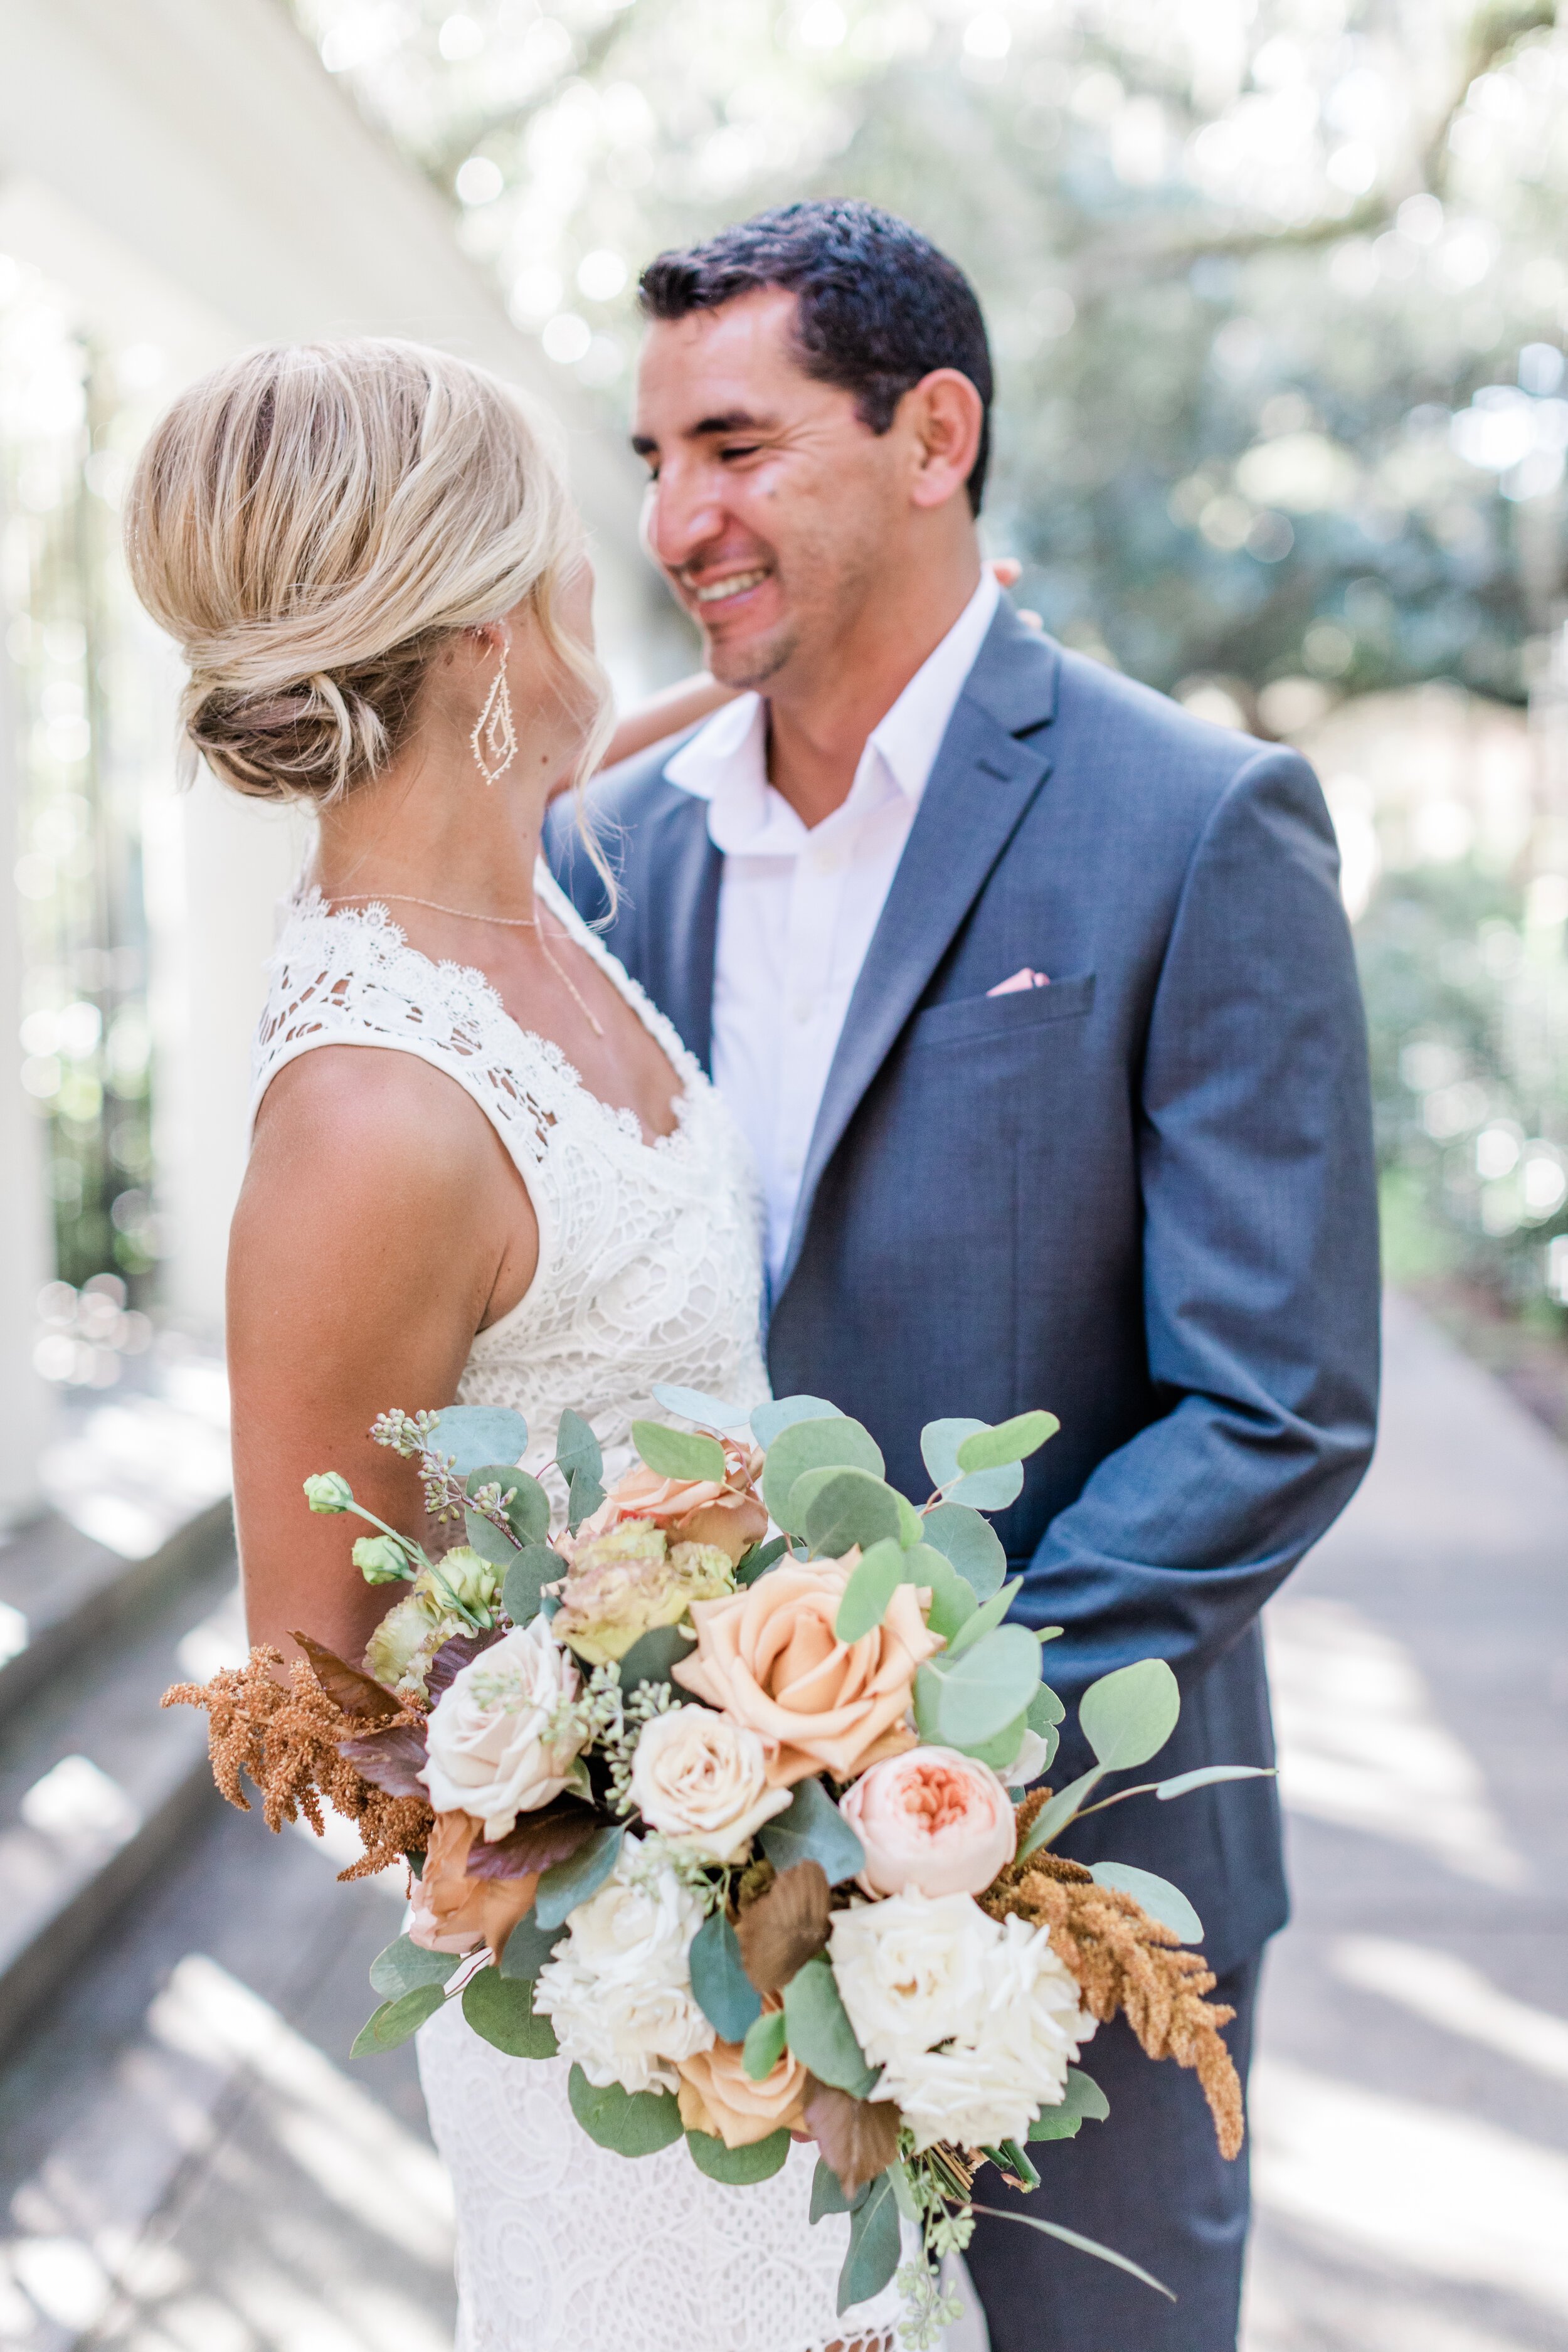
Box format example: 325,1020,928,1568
551,601,1380,1974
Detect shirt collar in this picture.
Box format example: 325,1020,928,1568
665,566,1001,849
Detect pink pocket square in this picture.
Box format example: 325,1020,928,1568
986,967,1051,997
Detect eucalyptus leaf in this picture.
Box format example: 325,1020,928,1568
462,1967,558,2057
652,1381,753,1431
895,1491,925,1547
632,1420,727,1482
914,1623,1043,1754
805,1468,903,1560
913,1545,978,1643
964,1708,1031,1771
783,1957,877,2097
568,2064,684,2158
1027,1683,1066,1732
616,1622,696,1692
350,1983,445,2057
760,1776,866,1884
466,1463,551,1545
426,1406,528,1477
535,1825,623,1929
837,2171,900,2314
1089,1862,1204,1944
502,1545,563,1629
946,1578,1022,1657
554,1407,603,1483
919,1416,1025,1512
743,2007,788,2082
810,2154,866,2223
690,1909,763,2040
1027,2063,1110,2139
1079,1658,1181,1771
763,1416,884,1536
463,1508,522,1567
369,1935,459,2000
1155,1763,1276,1800
834,1538,905,1643
1015,1766,1105,1860
920,1502,1006,1599
499,1909,568,1979
954,1411,1060,1473
566,1466,605,1532
734,1535,788,1586
750,1394,840,1449
686,2126,792,2183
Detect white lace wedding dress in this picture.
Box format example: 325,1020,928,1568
250,872,908,2352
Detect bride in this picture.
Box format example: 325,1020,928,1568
124,337,905,2352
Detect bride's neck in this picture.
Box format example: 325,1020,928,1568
312,734,553,918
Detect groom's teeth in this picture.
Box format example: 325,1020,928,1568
693,571,766,605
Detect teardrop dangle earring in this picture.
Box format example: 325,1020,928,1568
471,637,518,786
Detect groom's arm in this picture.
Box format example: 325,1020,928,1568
1017,744,1379,1699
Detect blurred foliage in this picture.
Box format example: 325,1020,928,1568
296,0,1568,701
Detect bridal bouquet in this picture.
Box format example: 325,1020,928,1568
167,1388,1264,2338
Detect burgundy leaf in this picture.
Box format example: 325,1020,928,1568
735,1861,831,1994
802,2077,903,2200
292,1629,400,1721
426,1626,505,1701
337,1721,430,1798
464,1798,601,1881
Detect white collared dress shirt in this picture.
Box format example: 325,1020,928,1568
666,569,1000,1290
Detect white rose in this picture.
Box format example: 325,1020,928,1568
534,1835,714,2095
1000,1727,1054,1789
419,1616,583,1841
628,1705,792,1864
829,1894,1095,2153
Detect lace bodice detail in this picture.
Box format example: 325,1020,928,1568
251,869,771,1492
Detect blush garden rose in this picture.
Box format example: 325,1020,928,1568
420,1615,585,1841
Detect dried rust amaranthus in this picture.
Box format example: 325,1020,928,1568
982,1790,1246,2161
162,1644,433,1880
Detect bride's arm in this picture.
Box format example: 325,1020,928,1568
228,1047,538,1670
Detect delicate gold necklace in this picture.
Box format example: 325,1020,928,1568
328,889,605,1039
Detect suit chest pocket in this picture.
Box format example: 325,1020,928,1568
908,970,1096,1051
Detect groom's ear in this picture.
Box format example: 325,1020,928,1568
899,369,986,512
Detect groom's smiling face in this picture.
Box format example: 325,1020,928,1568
632,287,907,691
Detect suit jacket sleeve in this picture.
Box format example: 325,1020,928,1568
1020,744,1380,1697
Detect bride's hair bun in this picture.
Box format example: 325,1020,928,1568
124,339,603,805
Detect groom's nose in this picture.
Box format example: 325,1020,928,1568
642,458,731,578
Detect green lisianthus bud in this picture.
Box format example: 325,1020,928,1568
432,1546,503,1613
304,1471,354,1514
352,1534,411,1585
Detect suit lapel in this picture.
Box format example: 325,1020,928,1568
638,793,722,1071
773,609,1061,1301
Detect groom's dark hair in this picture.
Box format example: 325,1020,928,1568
638,201,993,514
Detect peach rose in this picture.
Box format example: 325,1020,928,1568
407,1809,539,1963
672,1557,942,1786
839,1745,1018,1899
676,1997,808,2147
573,1435,768,1567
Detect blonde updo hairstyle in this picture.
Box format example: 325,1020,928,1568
124,338,613,822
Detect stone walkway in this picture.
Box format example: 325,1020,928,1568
2,1291,1562,2350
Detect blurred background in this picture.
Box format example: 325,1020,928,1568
0,4,1564,2350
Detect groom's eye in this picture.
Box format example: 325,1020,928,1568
719,443,761,463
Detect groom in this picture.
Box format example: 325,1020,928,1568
553,200,1379,2349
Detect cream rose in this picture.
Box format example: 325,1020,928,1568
676,1997,809,2147
533,1835,714,2095
839,1745,1017,1898
628,1704,793,1863
419,1616,583,1841
829,1893,1095,2153
406,1808,539,1962
571,1435,768,1566
671,1557,942,1786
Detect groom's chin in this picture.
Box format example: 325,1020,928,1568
704,617,798,693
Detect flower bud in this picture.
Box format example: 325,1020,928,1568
352,1534,410,1585
304,1471,354,1514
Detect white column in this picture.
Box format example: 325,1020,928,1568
0,615,52,1523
